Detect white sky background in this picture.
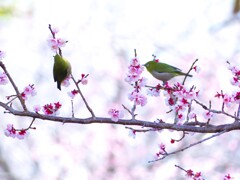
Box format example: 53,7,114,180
0,0,240,179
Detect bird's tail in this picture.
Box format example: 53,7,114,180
57,82,61,90
186,74,192,77
179,72,192,77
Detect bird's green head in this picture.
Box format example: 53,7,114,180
143,61,158,72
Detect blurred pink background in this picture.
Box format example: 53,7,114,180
0,0,239,179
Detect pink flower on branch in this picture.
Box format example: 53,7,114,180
0,72,8,85
4,124,16,138
192,65,200,73
192,172,204,180
188,112,197,119
108,108,124,122
216,90,240,106
232,91,240,103
17,130,28,140
125,74,140,84
128,129,136,139
79,74,88,85
155,143,167,159
147,84,161,97
33,105,41,113
61,76,71,87
4,124,28,140
43,102,62,116
24,84,36,96
223,94,232,107
128,91,147,106
203,111,214,120
228,63,240,87
21,84,37,100
125,57,144,85
224,173,233,180
185,169,204,180
21,92,27,100
230,76,239,86
47,38,66,51
68,89,79,99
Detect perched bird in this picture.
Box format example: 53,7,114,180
53,54,71,90
143,60,192,83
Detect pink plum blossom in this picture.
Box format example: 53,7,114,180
128,130,136,139
4,124,28,140
108,108,124,122
43,102,62,116
68,89,79,99
33,105,41,113
128,91,147,106
203,111,214,120
48,38,66,51
0,72,8,85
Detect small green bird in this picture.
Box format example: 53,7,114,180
143,60,192,83
53,54,71,90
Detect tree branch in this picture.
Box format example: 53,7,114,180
1,102,240,133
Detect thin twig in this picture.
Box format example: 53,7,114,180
122,104,138,120
175,164,187,172
0,61,27,111
182,59,198,85
172,131,187,142
148,130,227,163
71,74,95,118
194,99,239,120
122,104,132,115
15,118,36,131
125,126,161,133
131,104,137,119
71,99,74,118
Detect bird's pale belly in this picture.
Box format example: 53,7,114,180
151,71,175,82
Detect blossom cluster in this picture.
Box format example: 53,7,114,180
215,64,240,108
61,76,71,87
79,74,88,85
42,102,62,115
108,108,124,122
163,82,200,124
215,91,240,107
0,50,8,85
0,72,8,85
147,84,161,97
155,143,166,158
68,89,79,99
21,84,37,100
47,27,66,52
4,124,28,140
181,167,233,180
185,169,204,180
228,63,240,87
125,57,147,106
67,74,88,99
128,129,136,139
